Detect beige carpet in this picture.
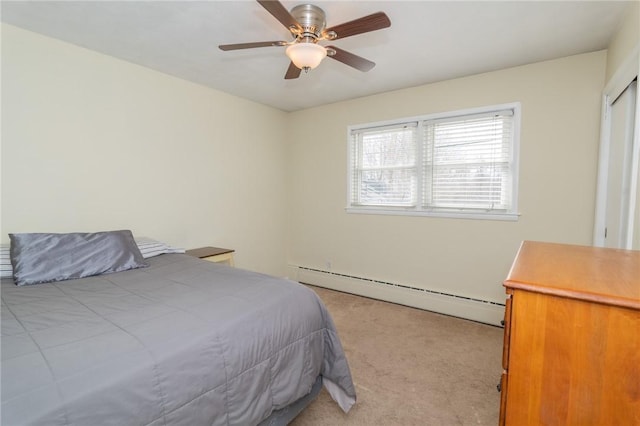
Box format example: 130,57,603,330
291,285,503,426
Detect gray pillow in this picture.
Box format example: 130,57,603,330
9,230,148,286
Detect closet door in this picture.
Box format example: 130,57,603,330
603,79,637,248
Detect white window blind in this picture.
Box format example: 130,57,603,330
348,104,520,220
424,111,514,211
351,124,418,206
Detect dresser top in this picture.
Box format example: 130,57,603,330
504,241,640,310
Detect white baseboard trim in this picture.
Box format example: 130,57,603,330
287,265,505,326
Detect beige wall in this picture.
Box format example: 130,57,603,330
605,1,639,82
1,24,289,276
287,51,607,304
0,23,612,307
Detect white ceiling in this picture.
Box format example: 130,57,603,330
1,1,634,112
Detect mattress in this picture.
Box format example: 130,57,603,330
1,253,356,425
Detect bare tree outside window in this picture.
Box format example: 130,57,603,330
357,126,416,206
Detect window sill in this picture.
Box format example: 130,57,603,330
345,207,520,221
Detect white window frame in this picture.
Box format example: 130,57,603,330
347,103,521,221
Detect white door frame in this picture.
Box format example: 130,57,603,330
593,44,640,248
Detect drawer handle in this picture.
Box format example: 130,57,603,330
500,319,505,327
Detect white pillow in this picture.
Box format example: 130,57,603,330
135,237,185,259
1,244,12,278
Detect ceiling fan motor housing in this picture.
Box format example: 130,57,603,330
290,4,326,40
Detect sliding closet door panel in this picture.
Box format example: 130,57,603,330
604,79,637,248
635,162,640,249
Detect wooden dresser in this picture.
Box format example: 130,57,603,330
500,241,640,425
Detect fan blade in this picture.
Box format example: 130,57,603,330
324,12,391,40
284,62,301,79
257,0,301,32
326,46,375,72
219,41,286,51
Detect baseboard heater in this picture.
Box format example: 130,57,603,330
288,265,505,326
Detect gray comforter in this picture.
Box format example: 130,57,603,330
1,254,356,425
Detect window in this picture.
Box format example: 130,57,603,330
348,103,520,220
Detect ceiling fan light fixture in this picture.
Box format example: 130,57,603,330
286,43,327,70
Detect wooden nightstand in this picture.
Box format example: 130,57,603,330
186,246,235,266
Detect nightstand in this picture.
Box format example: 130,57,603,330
186,246,235,266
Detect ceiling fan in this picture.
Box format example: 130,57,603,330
219,0,391,79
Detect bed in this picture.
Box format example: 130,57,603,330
0,232,356,425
